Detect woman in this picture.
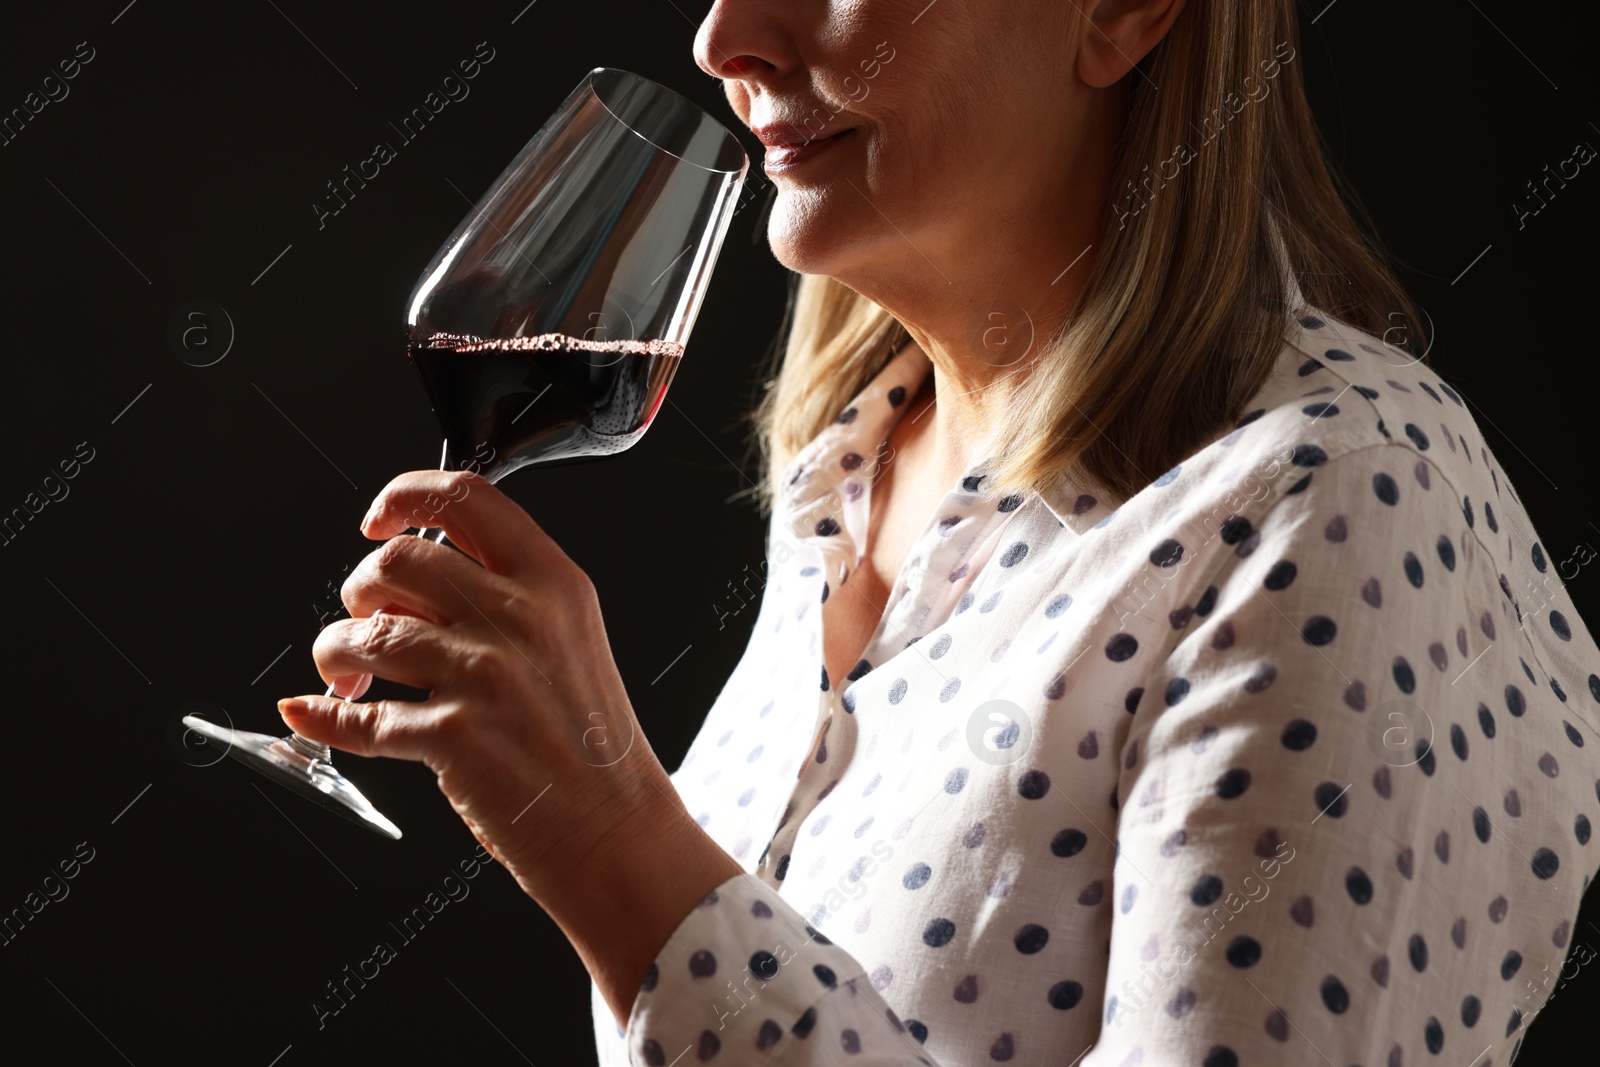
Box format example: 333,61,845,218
278,1,1600,1064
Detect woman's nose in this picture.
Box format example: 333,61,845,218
694,0,792,81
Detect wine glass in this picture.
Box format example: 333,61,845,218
183,68,749,839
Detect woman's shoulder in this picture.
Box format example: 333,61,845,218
1091,302,1600,734
1263,306,1486,501
1113,304,1501,533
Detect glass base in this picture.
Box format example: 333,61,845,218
182,715,402,840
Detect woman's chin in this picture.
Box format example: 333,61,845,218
763,205,853,277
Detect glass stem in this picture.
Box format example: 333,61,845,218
415,440,454,544
287,730,332,763
284,443,454,759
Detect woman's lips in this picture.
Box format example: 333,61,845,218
761,128,853,174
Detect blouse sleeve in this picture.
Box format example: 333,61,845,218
624,871,941,1066
1083,442,1596,1067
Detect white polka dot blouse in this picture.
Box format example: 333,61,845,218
590,306,1600,1067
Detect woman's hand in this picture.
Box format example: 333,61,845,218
276,469,741,1024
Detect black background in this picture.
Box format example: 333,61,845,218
1,2,1595,1064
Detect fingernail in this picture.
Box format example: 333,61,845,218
360,502,380,532
278,697,311,721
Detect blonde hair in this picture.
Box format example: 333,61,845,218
740,0,1425,516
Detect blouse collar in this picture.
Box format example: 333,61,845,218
774,342,1117,581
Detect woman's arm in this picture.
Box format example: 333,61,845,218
1085,443,1599,1067
280,469,934,1060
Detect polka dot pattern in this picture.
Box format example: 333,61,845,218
601,310,1600,1067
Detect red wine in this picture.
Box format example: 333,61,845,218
409,331,684,480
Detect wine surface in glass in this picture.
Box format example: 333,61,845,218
410,331,684,480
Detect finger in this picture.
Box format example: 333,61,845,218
341,532,518,625
327,671,373,701
277,694,436,761
359,469,568,579
312,612,467,693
